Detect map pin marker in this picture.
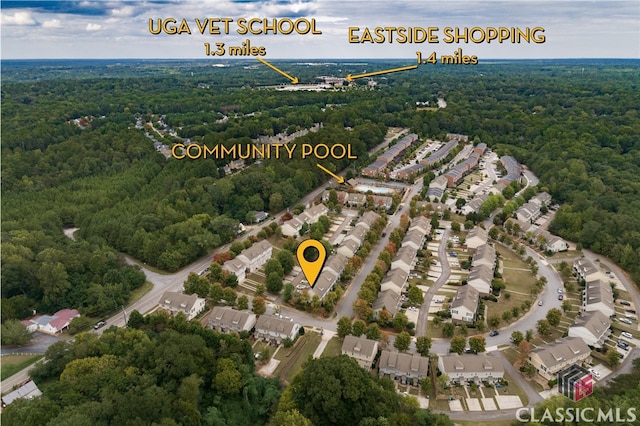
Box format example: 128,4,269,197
297,239,327,288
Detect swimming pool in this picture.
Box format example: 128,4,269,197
353,184,396,195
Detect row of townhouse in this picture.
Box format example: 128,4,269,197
442,143,487,188
466,243,497,295
514,191,551,224
573,257,616,316
528,337,592,381
281,203,330,237
208,306,301,344
337,211,381,258
425,175,448,200
321,190,393,211
373,216,431,317
295,211,381,301
448,226,496,323
450,285,480,324
310,253,349,300
460,194,488,216
222,240,273,283
361,134,419,177
504,219,569,254
395,138,460,181
496,156,522,189
341,335,506,386
157,291,207,321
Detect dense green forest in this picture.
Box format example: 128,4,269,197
2,59,639,321
1,311,452,425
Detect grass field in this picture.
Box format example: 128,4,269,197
321,336,342,358
1,354,43,382
485,243,538,324
273,332,321,384
128,281,154,304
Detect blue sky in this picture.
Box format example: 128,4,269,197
1,0,638,59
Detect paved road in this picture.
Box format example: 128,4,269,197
0,362,43,393
416,227,451,337
104,128,411,330
0,332,64,356
336,177,421,319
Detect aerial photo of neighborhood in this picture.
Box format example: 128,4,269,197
1,1,639,425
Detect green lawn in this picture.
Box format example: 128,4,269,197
321,336,342,358
501,372,529,406
1,354,43,382
128,281,154,305
273,332,321,384
253,341,278,361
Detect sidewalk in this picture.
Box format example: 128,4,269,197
312,330,335,358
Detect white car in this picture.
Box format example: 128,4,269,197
621,332,633,339
619,317,633,325
589,368,601,378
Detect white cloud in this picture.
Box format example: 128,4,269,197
43,19,62,29
1,11,37,26
86,23,102,31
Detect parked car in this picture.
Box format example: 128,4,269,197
589,368,601,378
557,288,563,294
558,294,564,300
625,309,637,314
619,317,633,325
620,300,632,306
94,321,106,329
621,332,633,339
617,341,630,351
538,300,544,306
489,330,500,337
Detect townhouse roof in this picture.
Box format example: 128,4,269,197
574,258,599,278
467,227,488,243
255,315,298,335
516,202,540,221
381,269,409,293
392,246,418,267
301,203,328,221
472,244,496,266
570,311,611,339
345,224,368,244
451,285,480,313
531,337,591,370
324,253,348,275
439,354,504,375
373,290,401,316
402,229,425,248
468,263,494,283
372,195,393,208
409,216,431,233
311,269,340,299
238,240,272,262
209,306,257,330
359,211,381,228
531,192,552,206
342,335,379,359
584,279,614,307
379,350,429,375
159,291,203,312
